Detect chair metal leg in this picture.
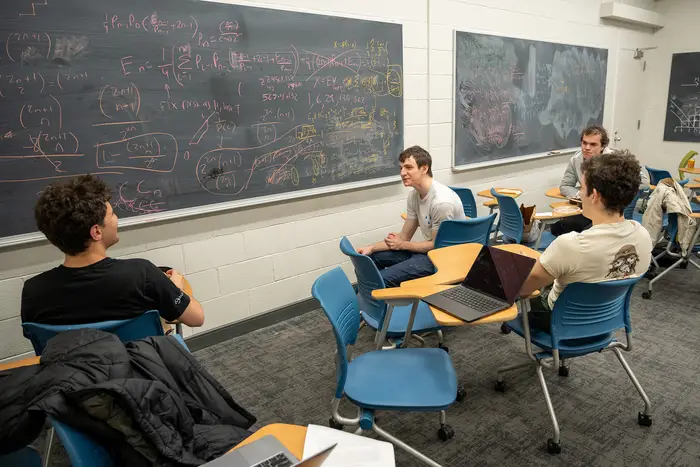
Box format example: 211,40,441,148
42,428,54,467
612,348,652,416
372,423,444,467
535,365,561,446
436,330,444,345
410,334,426,347
648,257,685,292
496,360,533,382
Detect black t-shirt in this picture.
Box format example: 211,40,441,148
21,258,190,325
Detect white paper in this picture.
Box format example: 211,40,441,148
499,189,522,195
302,424,395,467
536,212,554,217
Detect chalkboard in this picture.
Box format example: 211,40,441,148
453,31,607,168
0,0,403,246
664,52,700,142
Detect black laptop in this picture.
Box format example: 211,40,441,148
421,245,536,323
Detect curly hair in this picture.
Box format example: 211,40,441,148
399,145,433,177
581,124,610,148
35,174,112,255
581,149,641,215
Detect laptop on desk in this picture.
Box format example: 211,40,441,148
421,245,536,323
202,435,335,467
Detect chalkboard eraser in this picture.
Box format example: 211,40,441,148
548,150,561,155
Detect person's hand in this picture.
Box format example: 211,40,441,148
357,246,373,256
385,234,404,250
166,269,185,289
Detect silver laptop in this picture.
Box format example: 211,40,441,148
421,245,536,322
202,435,335,467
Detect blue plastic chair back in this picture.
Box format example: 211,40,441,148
339,237,388,328
491,188,524,243
449,186,477,218
646,166,689,186
22,310,164,356
433,214,497,248
623,190,644,221
0,448,42,466
312,267,361,398
51,418,117,467
549,277,642,348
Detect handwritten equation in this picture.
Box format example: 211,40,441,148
0,0,403,235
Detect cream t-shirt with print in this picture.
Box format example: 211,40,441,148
540,220,653,309
406,180,466,241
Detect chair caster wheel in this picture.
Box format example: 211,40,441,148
438,344,449,353
494,380,506,393
680,261,688,269
644,271,656,280
558,366,569,377
456,387,467,402
547,438,562,454
329,418,344,430
642,291,652,300
437,424,454,441
500,324,511,334
638,412,652,427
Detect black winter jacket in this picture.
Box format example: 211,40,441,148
0,328,256,466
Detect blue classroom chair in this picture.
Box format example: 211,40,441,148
22,310,189,467
0,448,42,467
339,237,446,349
646,166,689,187
449,186,478,218
643,213,700,300
490,188,554,250
497,277,651,454
312,267,459,467
433,213,497,248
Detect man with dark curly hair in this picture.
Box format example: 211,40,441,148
21,174,205,328
519,150,653,330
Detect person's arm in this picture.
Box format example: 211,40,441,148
166,270,205,327
519,260,555,297
144,264,204,328
519,237,570,297
559,158,581,198
359,218,420,255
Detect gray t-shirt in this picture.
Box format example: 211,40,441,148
406,180,466,241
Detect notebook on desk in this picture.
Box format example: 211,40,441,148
421,245,536,323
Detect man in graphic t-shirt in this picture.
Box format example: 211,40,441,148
519,149,652,329
21,174,205,328
356,146,466,287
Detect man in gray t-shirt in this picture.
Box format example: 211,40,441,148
357,146,465,287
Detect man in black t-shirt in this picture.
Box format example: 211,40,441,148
21,175,205,328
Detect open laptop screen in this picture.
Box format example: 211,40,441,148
461,246,507,301
461,246,536,303
490,247,537,303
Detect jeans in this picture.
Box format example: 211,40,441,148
551,214,592,237
370,250,436,288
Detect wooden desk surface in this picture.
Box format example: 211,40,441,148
483,199,498,207
476,188,523,199
534,208,581,220
373,284,518,326
402,243,541,288
687,182,700,190
0,356,40,372
545,187,566,199
680,167,700,175
230,424,307,460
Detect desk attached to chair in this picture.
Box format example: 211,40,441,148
371,244,541,334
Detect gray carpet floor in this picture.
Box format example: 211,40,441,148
42,265,700,466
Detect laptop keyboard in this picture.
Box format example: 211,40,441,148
441,287,504,313
253,453,295,467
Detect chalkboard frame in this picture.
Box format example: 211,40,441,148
0,3,405,249
0,174,400,249
450,29,608,171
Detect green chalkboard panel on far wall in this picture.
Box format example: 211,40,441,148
454,31,607,168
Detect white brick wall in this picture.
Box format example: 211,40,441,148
0,0,663,360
